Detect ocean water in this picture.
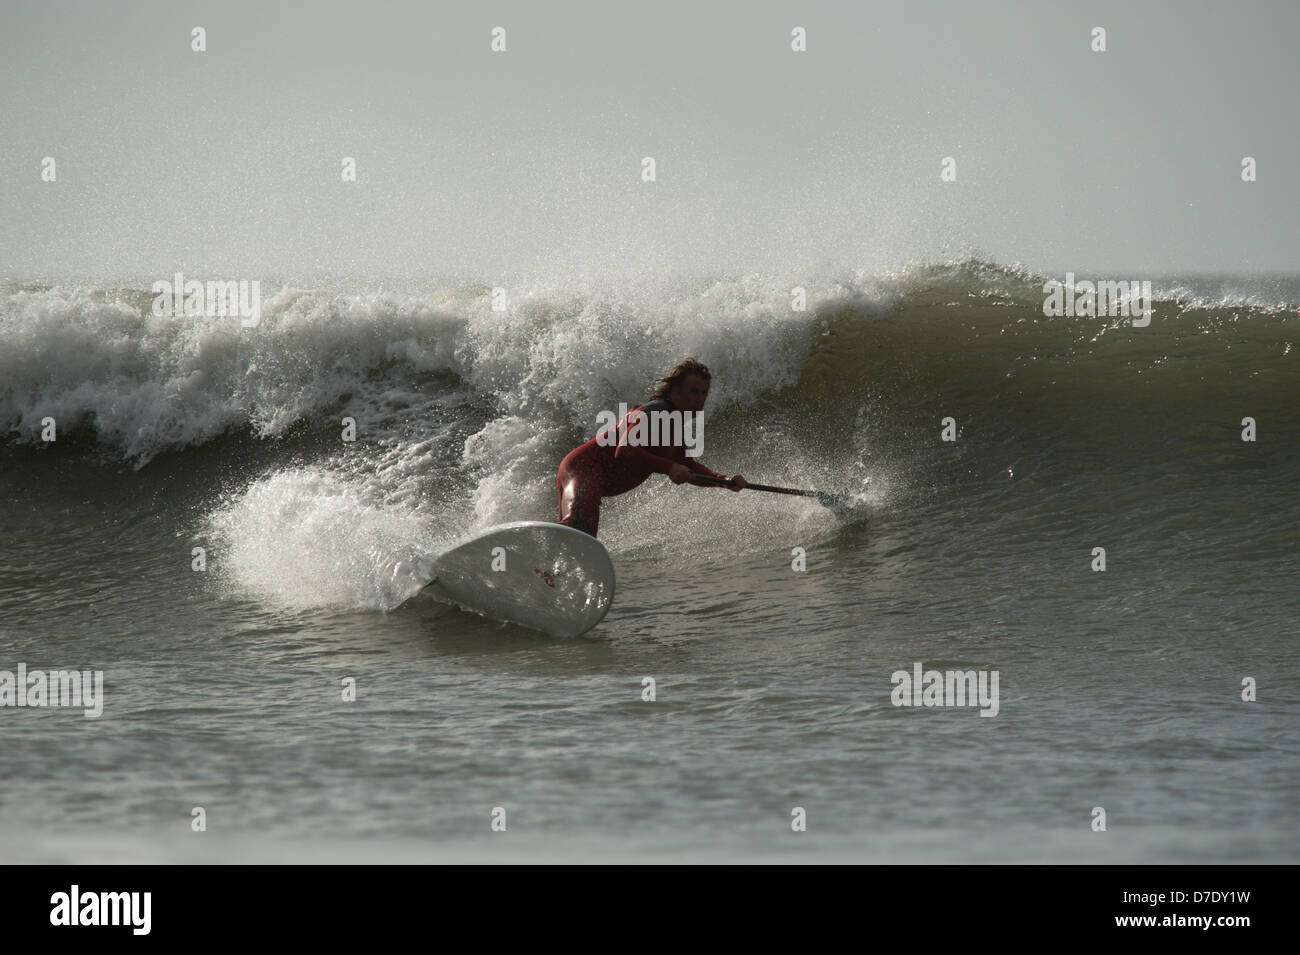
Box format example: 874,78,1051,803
1,261,1296,862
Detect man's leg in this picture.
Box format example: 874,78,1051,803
556,460,602,537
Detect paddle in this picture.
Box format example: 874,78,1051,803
692,474,855,514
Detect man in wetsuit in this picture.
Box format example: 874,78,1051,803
556,358,747,537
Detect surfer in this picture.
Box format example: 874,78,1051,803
556,358,747,537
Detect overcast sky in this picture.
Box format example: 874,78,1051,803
2,0,1297,281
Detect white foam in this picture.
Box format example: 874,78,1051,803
0,284,469,464
205,466,447,613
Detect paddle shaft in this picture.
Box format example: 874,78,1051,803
693,474,822,498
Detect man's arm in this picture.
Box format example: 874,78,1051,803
679,460,746,491
615,405,745,490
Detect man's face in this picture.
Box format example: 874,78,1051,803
669,374,710,412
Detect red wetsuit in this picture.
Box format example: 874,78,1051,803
556,397,726,537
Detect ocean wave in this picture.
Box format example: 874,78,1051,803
2,262,1293,473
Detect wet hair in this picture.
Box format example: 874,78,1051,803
650,357,712,401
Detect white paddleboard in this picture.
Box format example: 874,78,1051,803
419,521,615,637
